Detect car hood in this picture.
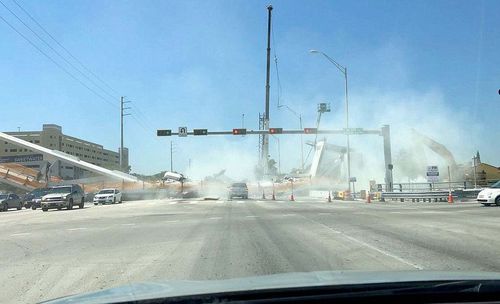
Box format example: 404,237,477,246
43,193,69,199
42,271,500,304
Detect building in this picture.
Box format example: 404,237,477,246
0,124,128,179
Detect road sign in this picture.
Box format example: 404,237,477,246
349,177,357,182
426,165,439,182
157,129,171,136
232,128,247,135
178,127,187,137
269,128,283,134
343,128,364,135
193,129,208,136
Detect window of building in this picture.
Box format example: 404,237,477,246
49,144,53,147
9,149,17,152
34,140,40,143
4,149,7,152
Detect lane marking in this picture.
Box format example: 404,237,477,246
300,216,423,270
67,228,88,231
236,201,245,204
10,232,31,237
318,212,329,215
121,223,136,226
189,201,198,204
282,214,296,216
165,220,179,223
169,202,178,205
209,217,222,220
245,215,259,218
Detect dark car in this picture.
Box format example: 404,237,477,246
23,188,50,210
0,193,23,211
228,182,249,199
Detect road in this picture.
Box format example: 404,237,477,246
1,197,500,303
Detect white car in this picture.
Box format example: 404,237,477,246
93,188,122,205
477,181,500,206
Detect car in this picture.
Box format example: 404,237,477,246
228,182,249,199
23,188,50,210
477,180,500,206
40,184,85,212
93,188,122,205
0,193,23,211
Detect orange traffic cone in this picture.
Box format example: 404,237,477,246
447,192,454,204
262,191,266,200
290,194,295,201
367,192,371,204
328,191,332,202
272,190,276,200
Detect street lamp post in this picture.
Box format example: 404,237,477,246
309,49,351,195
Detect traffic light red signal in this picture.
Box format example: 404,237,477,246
304,128,317,134
269,128,283,134
232,128,247,135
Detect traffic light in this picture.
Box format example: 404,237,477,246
157,129,172,136
269,128,283,134
304,128,317,134
232,128,247,135
193,129,208,136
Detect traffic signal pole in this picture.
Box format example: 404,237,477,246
262,5,273,173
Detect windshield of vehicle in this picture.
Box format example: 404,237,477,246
491,181,500,188
0,195,7,200
0,1,498,303
31,188,50,197
97,190,114,194
231,183,247,188
47,187,72,194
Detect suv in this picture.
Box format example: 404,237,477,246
41,184,85,212
228,183,249,199
0,193,23,211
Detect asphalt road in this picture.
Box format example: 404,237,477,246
1,197,500,303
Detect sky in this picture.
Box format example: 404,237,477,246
0,0,498,182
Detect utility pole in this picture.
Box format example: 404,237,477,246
170,141,173,172
261,4,273,174
120,97,131,172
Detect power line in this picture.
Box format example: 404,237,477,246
0,13,117,108
11,0,121,97
0,0,119,102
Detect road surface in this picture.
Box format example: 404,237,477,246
1,198,500,303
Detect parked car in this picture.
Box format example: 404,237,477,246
228,182,249,199
23,188,50,210
0,193,23,211
93,188,122,205
41,184,85,212
477,180,500,206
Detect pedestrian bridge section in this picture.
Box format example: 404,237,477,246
0,132,138,187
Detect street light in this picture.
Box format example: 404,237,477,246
309,49,352,195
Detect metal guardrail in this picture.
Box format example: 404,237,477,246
381,191,450,202
374,179,498,193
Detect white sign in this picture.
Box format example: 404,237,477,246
178,127,187,137
426,165,439,182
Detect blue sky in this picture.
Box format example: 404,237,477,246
0,0,498,179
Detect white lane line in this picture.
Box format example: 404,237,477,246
189,201,198,204
67,228,88,231
216,201,225,204
169,202,178,205
165,220,179,223
302,217,423,270
282,214,296,216
209,217,222,220
10,232,31,237
121,223,136,226
236,201,245,204
245,215,259,218
318,212,329,215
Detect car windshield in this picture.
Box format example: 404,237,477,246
491,181,500,188
47,187,72,194
1,1,499,303
98,190,114,194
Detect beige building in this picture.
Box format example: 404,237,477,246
0,124,128,179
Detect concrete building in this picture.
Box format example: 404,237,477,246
0,124,128,179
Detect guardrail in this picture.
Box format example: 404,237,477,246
374,179,498,193
381,191,451,202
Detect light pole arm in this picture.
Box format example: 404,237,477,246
319,52,346,76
